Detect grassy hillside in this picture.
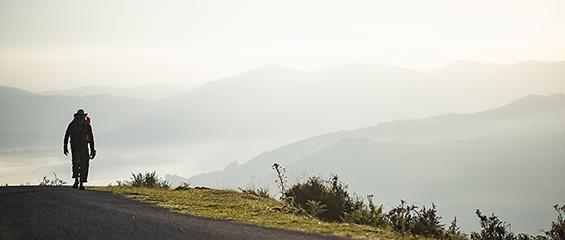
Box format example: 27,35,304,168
95,186,429,240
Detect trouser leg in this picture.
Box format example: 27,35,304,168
79,151,90,183
71,151,80,178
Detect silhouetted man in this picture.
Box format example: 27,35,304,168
63,109,96,190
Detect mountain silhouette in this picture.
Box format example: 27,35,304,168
187,94,565,233
3,61,565,150
107,61,565,147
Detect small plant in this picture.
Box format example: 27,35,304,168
343,194,387,228
272,163,287,200
411,203,444,238
470,209,515,240
515,233,546,240
38,172,66,186
305,200,328,217
123,171,170,188
445,217,468,240
469,209,548,240
175,182,192,190
239,186,272,198
387,200,417,234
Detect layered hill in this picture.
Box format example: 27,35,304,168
188,94,565,186
107,61,565,146
3,61,565,150
0,85,155,149
187,94,565,233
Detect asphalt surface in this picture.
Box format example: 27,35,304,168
0,186,342,240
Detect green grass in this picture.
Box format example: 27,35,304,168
95,186,430,240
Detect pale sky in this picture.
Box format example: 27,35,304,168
1,0,565,91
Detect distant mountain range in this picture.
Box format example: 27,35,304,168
107,60,565,147
3,61,565,150
2,61,565,233
185,93,565,233
0,85,155,149
187,93,565,186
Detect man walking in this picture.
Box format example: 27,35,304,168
63,109,96,190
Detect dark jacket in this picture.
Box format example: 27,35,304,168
64,119,95,151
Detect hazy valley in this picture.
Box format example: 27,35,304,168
1,61,565,234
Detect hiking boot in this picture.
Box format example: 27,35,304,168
72,179,79,189
79,185,86,190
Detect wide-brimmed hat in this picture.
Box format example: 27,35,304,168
73,109,88,117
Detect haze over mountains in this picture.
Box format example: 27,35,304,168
0,85,155,149
189,92,565,187
1,61,564,233
2,60,565,176
2,61,565,150
186,93,565,234
109,60,565,146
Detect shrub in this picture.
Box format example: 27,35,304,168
545,204,565,240
125,171,170,188
445,217,468,240
284,175,388,226
387,200,418,234
387,201,466,239
470,209,515,240
411,203,444,238
284,175,354,222
469,209,550,240
343,195,387,227
274,165,563,239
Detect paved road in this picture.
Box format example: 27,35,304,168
0,187,342,240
